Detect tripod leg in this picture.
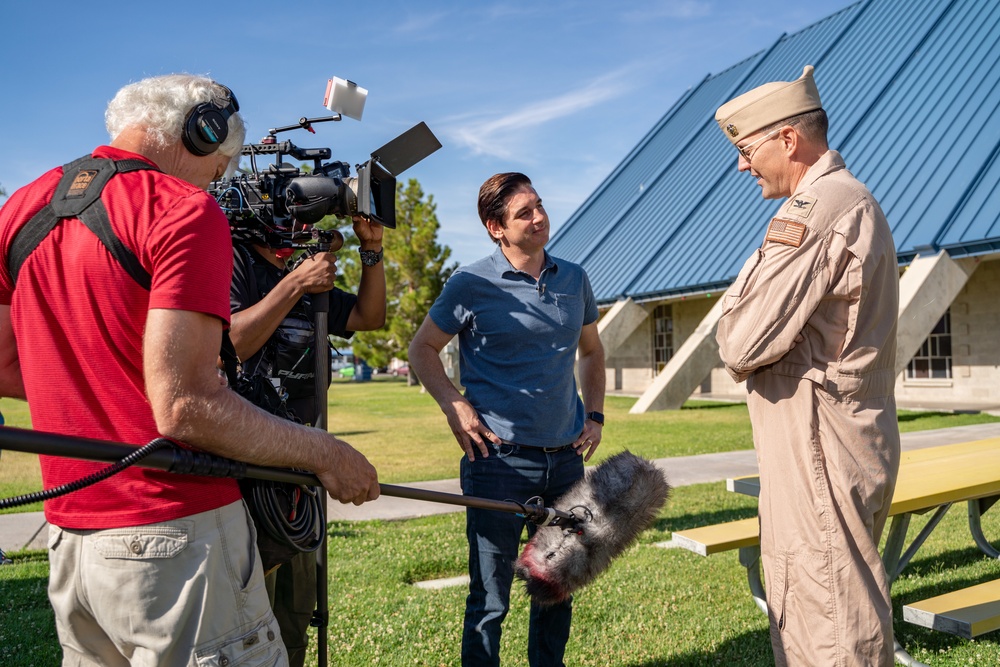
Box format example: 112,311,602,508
312,489,329,667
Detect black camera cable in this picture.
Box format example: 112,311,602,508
0,434,323,556
0,437,172,510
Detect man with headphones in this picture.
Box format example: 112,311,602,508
0,74,380,665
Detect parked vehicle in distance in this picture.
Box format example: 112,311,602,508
331,348,355,374
391,365,409,377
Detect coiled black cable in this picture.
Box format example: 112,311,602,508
0,438,172,510
243,479,325,554
0,436,324,557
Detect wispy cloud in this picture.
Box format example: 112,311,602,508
442,70,635,160
391,11,452,37
620,1,713,22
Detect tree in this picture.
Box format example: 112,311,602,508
332,178,456,384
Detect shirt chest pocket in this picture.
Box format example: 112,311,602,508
551,291,583,329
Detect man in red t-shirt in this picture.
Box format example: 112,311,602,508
0,74,379,666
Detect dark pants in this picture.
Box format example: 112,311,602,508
265,549,317,667
460,443,584,667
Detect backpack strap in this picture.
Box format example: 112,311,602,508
234,242,262,304
7,156,160,289
220,329,241,387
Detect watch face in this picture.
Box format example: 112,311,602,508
359,249,382,266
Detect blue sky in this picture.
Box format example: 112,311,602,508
1,0,851,267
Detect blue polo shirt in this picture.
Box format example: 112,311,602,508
428,246,599,448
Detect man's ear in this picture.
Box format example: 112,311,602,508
485,218,506,241
781,125,801,157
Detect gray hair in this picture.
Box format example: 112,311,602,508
105,74,246,157
761,108,829,146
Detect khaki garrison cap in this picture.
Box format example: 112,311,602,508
715,65,822,145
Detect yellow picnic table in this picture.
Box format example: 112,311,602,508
674,438,1000,665
728,438,1000,577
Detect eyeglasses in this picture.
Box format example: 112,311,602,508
736,121,798,163
736,128,781,163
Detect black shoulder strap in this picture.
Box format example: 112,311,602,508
234,242,262,304
7,155,160,289
220,329,241,387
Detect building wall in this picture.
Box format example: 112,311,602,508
895,257,1000,404
604,305,654,393
607,257,1000,405
605,295,738,395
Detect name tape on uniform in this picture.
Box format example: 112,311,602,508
766,218,807,247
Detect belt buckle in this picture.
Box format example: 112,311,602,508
542,445,566,453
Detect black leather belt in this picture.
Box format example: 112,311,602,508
505,442,574,453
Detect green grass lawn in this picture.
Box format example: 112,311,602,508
2,384,1000,665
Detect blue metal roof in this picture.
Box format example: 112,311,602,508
547,0,1000,304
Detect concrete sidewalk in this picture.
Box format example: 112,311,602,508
4,422,1000,553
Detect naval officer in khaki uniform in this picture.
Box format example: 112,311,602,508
714,66,901,666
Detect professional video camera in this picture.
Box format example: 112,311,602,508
209,77,441,251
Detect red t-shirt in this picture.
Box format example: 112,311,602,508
0,146,242,529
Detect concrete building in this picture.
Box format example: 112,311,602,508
546,0,1000,412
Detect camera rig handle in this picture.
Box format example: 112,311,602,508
267,115,342,137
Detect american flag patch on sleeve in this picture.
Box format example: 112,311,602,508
765,218,807,247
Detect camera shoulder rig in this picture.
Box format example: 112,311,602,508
7,155,160,289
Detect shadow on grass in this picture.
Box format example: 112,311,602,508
0,569,60,665
330,429,377,437
624,628,773,666
897,410,980,422
327,523,363,540
901,543,1000,578
892,545,1000,608
679,402,746,411
654,507,759,533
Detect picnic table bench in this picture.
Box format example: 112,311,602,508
668,438,1000,661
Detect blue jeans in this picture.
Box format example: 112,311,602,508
460,443,584,667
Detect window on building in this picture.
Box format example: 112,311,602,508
906,310,952,380
652,304,673,373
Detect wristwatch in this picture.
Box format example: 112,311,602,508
586,411,605,426
359,247,383,267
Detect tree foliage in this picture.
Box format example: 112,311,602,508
330,178,456,375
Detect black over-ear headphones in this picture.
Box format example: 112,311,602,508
181,84,240,156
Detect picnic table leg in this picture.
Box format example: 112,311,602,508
882,505,952,584
967,496,1000,559
882,513,911,584
884,507,953,667
893,639,931,667
738,545,768,615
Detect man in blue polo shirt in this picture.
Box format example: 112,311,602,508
409,172,606,667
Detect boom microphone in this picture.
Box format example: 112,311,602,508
0,427,670,605
514,450,671,606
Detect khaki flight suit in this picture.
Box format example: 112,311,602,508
717,151,900,666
